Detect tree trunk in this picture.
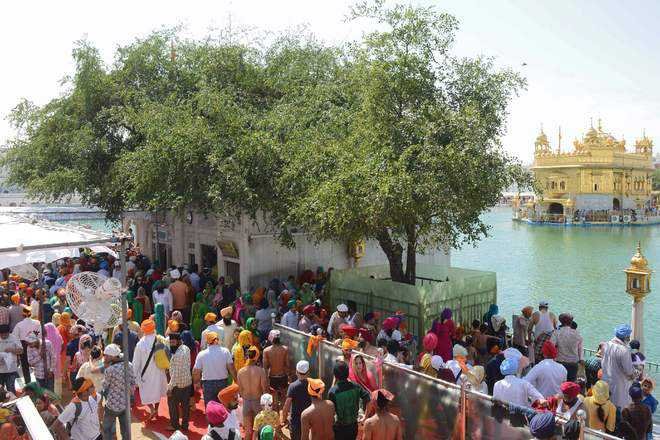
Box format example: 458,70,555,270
404,224,417,285
375,228,414,285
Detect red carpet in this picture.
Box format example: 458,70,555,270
132,389,208,440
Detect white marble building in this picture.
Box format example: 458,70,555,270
124,210,450,292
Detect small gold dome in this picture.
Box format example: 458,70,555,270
565,199,574,207
630,242,649,271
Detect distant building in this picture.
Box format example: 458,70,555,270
516,120,654,220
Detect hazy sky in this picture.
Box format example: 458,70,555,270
2,0,659,163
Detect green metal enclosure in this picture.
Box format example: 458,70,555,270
327,263,497,341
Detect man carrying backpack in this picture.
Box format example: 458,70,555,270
53,377,102,440
133,319,168,421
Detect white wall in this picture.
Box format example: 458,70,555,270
125,211,451,292
246,234,450,291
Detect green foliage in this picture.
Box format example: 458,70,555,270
653,168,660,191
3,2,531,283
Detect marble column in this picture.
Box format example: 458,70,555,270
631,299,644,349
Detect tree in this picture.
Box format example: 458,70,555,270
257,2,530,283
3,2,531,285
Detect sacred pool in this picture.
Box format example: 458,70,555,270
453,207,659,360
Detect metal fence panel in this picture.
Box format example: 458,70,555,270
274,324,620,439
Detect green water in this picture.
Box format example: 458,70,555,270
58,218,117,233
452,207,659,359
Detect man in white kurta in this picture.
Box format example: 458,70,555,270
132,320,167,418
601,324,636,409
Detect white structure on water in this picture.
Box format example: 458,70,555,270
123,210,450,292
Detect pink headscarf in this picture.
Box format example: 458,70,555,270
348,354,378,392
45,323,63,376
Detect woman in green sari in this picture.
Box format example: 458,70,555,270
190,292,210,340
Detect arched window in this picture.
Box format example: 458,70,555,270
594,184,598,192
560,181,566,190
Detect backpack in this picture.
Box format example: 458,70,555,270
66,401,83,434
154,335,171,370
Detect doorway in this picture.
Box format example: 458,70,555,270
157,243,169,269
548,203,564,214
225,261,240,288
201,244,218,273
613,198,621,211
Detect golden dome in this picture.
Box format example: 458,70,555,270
565,198,574,207
629,242,649,271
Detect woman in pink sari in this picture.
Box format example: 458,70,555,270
348,354,378,392
44,323,63,380
432,308,455,363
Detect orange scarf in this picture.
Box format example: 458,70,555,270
307,335,324,357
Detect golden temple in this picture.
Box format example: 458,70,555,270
513,120,657,224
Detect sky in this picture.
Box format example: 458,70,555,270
1,0,660,164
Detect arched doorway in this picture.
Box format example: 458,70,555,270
548,202,564,214
613,198,621,211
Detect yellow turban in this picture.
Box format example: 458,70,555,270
141,319,155,335
205,331,219,345
51,313,61,326
204,312,217,323
246,345,260,366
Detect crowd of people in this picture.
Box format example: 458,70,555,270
0,250,656,440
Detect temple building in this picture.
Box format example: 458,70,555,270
513,120,657,224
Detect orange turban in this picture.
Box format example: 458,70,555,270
18,283,27,289
220,306,233,319
218,383,239,406
141,319,155,335
127,309,133,319
10,294,20,305
204,313,217,323
307,378,325,398
167,320,179,332
205,331,219,345
60,312,71,326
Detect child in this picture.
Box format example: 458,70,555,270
640,377,657,440
253,393,279,439
630,340,646,380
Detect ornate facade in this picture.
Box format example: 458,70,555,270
529,121,654,215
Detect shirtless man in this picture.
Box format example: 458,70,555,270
237,346,267,440
301,378,335,440
263,329,290,411
363,389,402,440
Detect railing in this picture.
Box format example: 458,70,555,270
275,323,622,440
584,348,660,374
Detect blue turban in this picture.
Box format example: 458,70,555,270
629,385,643,400
100,261,109,270
615,324,632,339
529,412,556,438
500,357,519,376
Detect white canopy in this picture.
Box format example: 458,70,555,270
0,214,115,268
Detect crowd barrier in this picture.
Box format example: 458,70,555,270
274,323,622,440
